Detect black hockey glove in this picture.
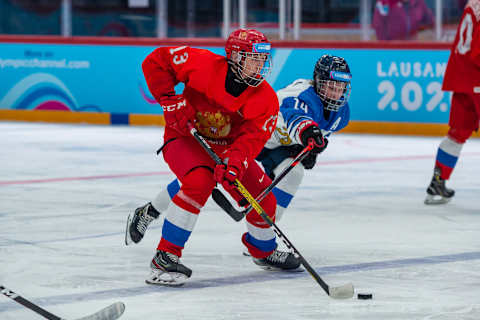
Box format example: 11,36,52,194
301,152,319,170
299,124,328,154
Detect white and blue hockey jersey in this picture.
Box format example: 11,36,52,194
256,78,351,210
264,79,350,150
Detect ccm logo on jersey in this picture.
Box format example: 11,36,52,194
162,99,187,112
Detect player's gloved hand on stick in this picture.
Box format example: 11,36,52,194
299,121,328,154
214,152,247,192
160,94,196,135
301,152,319,170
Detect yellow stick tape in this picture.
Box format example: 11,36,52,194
234,179,273,224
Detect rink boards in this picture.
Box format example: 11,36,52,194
0,36,478,137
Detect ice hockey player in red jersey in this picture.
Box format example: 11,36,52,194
425,0,480,204
126,28,301,286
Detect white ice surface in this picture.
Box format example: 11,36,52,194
0,122,479,320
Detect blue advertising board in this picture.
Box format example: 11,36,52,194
269,48,451,124
0,42,451,124
0,43,156,114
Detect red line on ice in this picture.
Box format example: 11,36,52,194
317,152,480,165
0,171,172,185
1,152,479,186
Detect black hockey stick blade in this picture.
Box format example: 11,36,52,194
211,188,244,221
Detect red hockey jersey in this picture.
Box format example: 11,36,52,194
442,0,480,94
142,46,278,163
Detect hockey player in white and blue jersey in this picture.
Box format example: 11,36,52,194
126,54,352,257
256,54,352,221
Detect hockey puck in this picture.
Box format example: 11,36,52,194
357,293,373,300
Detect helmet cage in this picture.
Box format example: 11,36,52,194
314,55,352,112
233,47,272,87
315,72,352,112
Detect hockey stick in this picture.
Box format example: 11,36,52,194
0,285,125,320
188,123,354,299
211,141,314,222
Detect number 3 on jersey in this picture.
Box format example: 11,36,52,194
170,46,188,65
262,115,278,133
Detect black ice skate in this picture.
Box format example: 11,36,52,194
125,202,161,245
424,168,455,205
145,250,192,286
253,249,302,271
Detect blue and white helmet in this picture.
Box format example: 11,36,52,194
313,54,352,112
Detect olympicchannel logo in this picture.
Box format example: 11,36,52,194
0,58,90,69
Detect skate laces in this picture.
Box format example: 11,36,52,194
433,168,445,185
151,251,180,274
434,175,444,186
165,252,179,263
154,251,179,266
136,207,156,234
432,177,445,190
427,169,454,198
266,250,289,263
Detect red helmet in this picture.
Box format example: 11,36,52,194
225,28,272,87
225,28,270,59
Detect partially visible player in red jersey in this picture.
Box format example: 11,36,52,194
425,0,480,204
127,28,301,286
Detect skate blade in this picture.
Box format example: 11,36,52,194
145,270,189,287
124,214,134,246
424,194,452,205
254,262,304,273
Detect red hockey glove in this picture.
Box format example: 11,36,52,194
160,94,196,135
298,121,328,154
214,152,248,192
